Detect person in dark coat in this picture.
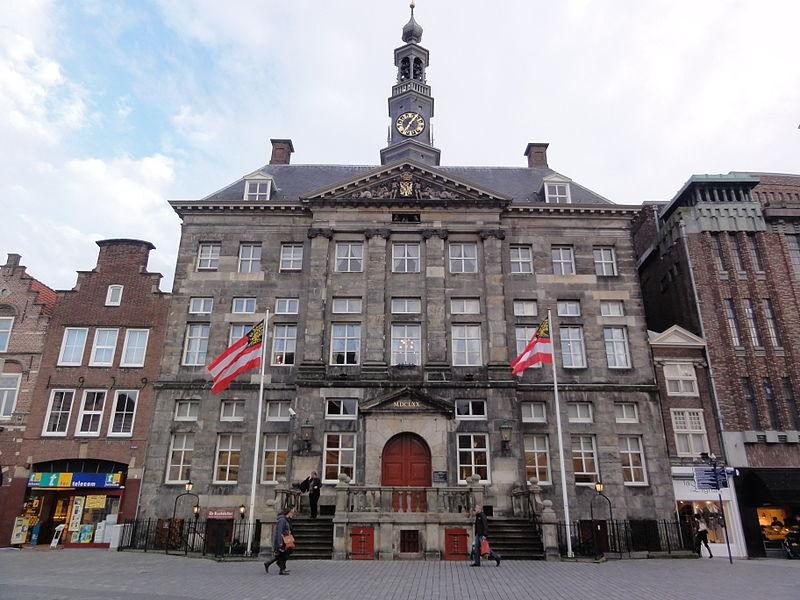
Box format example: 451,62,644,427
470,504,501,567
264,507,296,575
298,471,322,519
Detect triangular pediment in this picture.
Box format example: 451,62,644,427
302,160,510,204
360,386,454,415
648,325,706,348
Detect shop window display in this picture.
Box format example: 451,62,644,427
676,500,726,543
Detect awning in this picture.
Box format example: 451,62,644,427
736,468,800,506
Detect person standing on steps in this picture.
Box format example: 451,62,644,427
298,471,322,519
470,504,501,567
264,507,297,575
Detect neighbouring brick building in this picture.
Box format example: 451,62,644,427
0,254,56,546
10,240,169,548
634,172,800,557
139,6,675,560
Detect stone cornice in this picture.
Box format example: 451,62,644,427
170,200,308,218
307,227,334,240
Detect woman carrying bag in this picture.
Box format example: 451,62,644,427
264,507,297,575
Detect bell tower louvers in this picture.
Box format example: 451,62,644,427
380,3,441,166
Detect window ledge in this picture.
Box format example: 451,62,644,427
623,483,650,488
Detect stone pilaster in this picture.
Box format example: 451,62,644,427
300,229,332,370
363,230,390,374
422,229,448,372
480,230,509,374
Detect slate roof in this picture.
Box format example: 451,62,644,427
197,163,613,205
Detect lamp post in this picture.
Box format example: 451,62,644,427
589,481,613,559
301,419,314,454
169,480,200,555
499,422,513,455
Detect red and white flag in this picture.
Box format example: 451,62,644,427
510,317,553,375
207,321,265,394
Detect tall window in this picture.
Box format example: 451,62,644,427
335,242,363,272
238,243,262,273
246,179,270,201
515,326,540,365
603,327,631,369
75,390,106,436
571,435,598,484
58,328,88,366
451,325,482,366
323,433,356,483
787,234,800,276
330,323,361,365
280,243,304,271
214,434,242,483
747,234,764,272
449,243,478,273
457,434,490,483
743,378,761,429
189,297,213,315
663,363,698,396
559,326,586,368
43,390,75,435
391,298,421,314
763,379,781,430
197,243,221,270
108,390,138,436
545,183,570,203
0,316,13,352
272,324,297,366
619,436,648,485
710,233,726,272
166,433,194,483
392,243,420,273
262,434,289,483
762,299,781,348
0,374,21,419
89,328,119,367
743,299,762,347
121,329,149,367
671,409,709,457
782,378,800,430
729,234,745,271
524,434,551,484
105,285,124,306
551,246,575,275
391,324,421,365
723,299,742,346
593,247,617,276
174,399,199,421
182,324,210,366
510,245,533,274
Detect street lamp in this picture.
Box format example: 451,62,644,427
301,419,314,454
185,480,194,492
170,483,200,555
589,480,613,560
499,422,513,455
239,504,247,520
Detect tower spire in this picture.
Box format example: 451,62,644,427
403,1,423,44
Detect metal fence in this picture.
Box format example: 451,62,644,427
557,519,694,558
118,518,261,558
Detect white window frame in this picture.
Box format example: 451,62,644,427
391,323,421,366
619,435,648,486
89,328,119,367
510,245,534,274
58,327,88,366
457,433,491,484
265,401,291,422
279,243,304,272
557,300,581,317
182,324,210,366
762,299,782,348
174,399,199,421
551,246,575,276
451,298,480,315
455,399,487,421
559,326,586,369
120,328,149,368
524,434,551,485
330,323,361,365
0,373,22,419
108,390,138,437
165,432,194,484
105,285,124,306
322,432,356,484
188,297,213,315
275,298,299,315
232,297,257,314
515,326,542,368
238,243,262,273
197,243,221,271
567,402,594,423
743,298,762,347
74,389,106,437
723,299,742,346
600,301,625,317
229,323,253,346
663,363,699,397
245,179,271,202
261,433,289,484
593,247,618,276
271,324,297,366
213,433,242,484
391,298,421,314
521,401,547,423
451,324,482,366
0,316,13,352
332,298,363,314
42,389,75,436
325,398,359,420
545,182,571,204
671,408,710,458
614,402,639,423
603,326,631,369
392,243,420,273
335,242,363,273
449,242,478,274
571,434,599,485
513,300,538,317
220,399,245,421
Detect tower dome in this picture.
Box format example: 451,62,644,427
402,2,423,44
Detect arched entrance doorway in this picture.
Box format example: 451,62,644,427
381,433,431,512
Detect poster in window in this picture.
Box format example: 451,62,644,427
85,495,107,509
68,496,85,532
79,524,94,543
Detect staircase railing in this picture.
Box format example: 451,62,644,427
511,478,543,534
345,485,473,514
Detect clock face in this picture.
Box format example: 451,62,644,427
395,112,425,137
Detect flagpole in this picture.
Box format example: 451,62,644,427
246,310,269,556
548,309,573,558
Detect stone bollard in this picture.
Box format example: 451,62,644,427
540,499,560,560
528,478,544,513
332,473,351,560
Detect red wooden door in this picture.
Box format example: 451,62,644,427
444,528,470,560
351,527,374,559
381,433,431,512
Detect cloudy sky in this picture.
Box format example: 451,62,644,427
2,0,798,291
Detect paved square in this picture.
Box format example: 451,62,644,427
0,549,796,599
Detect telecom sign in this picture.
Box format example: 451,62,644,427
693,466,728,490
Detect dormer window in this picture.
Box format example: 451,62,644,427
545,182,571,204
105,285,124,306
244,175,272,202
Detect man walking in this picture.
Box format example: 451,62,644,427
298,471,322,519
470,504,501,567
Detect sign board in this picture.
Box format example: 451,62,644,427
85,495,107,509
28,472,123,489
78,524,94,544
390,400,422,409
10,517,29,545
433,471,448,484
208,508,235,520
50,524,65,548
694,467,728,490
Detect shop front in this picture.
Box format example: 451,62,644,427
19,469,126,548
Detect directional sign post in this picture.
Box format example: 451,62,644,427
694,459,733,564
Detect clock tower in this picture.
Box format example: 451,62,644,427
380,2,441,166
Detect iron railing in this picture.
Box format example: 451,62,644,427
557,519,694,558
118,518,261,558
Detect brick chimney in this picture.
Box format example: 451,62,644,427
5,253,21,268
95,239,155,272
524,142,549,168
269,139,295,165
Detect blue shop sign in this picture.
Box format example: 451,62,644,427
28,472,124,489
